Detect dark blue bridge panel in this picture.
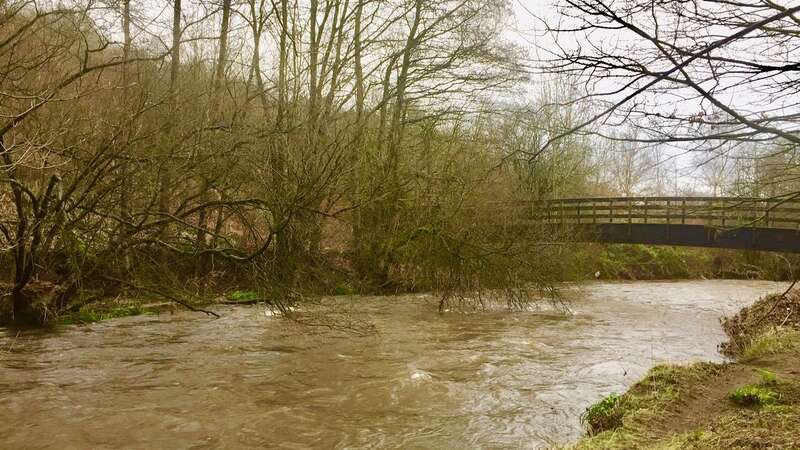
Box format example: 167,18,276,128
571,223,800,253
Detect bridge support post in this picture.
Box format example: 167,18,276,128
682,199,686,224
546,200,551,224
627,198,632,237
666,199,671,239
752,200,757,246
609,200,613,224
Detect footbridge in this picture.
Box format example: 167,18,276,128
531,196,800,253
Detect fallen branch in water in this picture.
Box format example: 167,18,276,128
219,298,265,305
286,312,377,336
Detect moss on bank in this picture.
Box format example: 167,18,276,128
57,302,156,325
570,291,800,450
588,244,798,281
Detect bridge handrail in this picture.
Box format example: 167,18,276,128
534,195,800,205
524,195,800,230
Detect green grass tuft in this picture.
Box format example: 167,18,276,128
728,384,779,407
58,304,147,325
333,282,355,296
227,290,260,302
581,393,622,435
755,368,778,385
571,362,723,449
742,327,800,360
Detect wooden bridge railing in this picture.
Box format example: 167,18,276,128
529,196,800,230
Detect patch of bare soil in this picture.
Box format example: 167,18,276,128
666,363,756,433
660,288,800,448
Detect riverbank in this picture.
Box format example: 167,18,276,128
4,242,795,326
571,290,800,449
589,244,798,281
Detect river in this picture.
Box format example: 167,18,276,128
0,280,785,449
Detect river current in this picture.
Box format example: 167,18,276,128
0,280,785,449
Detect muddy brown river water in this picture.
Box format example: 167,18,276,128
0,280,786,449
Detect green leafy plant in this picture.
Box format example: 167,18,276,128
756,368,778,385
227,290,260,302
581,393,623,434
333,283,355,296
728,385,779,407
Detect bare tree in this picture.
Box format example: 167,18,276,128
531,0,800,173
0,0,551,324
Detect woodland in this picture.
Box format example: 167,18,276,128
2,0,799,324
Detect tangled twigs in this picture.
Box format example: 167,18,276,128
98,276,220,319
756,278,798,329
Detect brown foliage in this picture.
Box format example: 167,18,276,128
720,288,800,357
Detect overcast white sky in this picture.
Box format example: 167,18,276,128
502,1,678,192
505,0,768,195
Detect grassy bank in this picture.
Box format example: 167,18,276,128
532,244,798,283
570,290,800,449
3,242,794,326
56,302,156,325
588,244,798,281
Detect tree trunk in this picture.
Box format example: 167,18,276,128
196,0,233,277
118,0,132,270
274,0,295,285
159,0,182,240
1,135,34,322
357,0,422,289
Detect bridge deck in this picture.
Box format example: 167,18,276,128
528,196,800,253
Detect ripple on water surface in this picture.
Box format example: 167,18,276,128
0,280,786,449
